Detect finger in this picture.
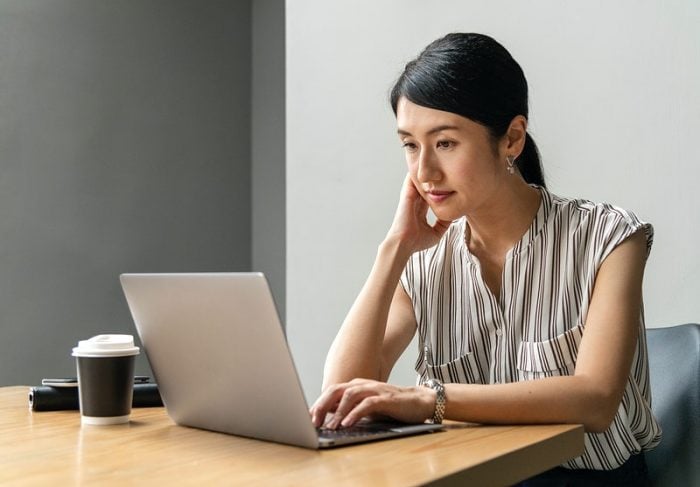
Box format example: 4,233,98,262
324,386,370,429
343,385,434,427
340,395,386,428
400,172,414,192
403,174,420,197
309,402,339,428
401,174,427,208
326,384,377,429
311,379,375,426
406,178,427,208
309,384,348,427
311,396,341,427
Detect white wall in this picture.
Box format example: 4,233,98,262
287,0,700,400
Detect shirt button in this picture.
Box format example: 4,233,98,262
495,329,503,337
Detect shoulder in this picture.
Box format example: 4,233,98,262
548,190,638,223
543,188,653,258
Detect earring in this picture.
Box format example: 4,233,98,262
506,156,516,175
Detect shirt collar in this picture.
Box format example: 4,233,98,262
460,184,551,264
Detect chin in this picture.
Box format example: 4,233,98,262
429,206,464,223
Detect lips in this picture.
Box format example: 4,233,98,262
425,190,454,203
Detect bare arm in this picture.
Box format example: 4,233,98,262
321,174,450,391
441,229,647,432
317,229,648,433
311,175,451,427
322,241,417,389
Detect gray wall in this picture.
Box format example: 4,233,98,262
286,0,700,400
0,0,252,385
252,0,285,321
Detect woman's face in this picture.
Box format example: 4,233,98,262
396,97,507,221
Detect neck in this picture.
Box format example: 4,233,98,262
466,179,541,256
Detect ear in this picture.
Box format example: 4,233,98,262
501,115,528,158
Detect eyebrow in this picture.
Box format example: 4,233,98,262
397,124,460,137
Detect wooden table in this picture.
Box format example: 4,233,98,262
0,386,584,486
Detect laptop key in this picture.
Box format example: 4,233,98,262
318,422,403,439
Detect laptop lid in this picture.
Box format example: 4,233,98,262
120,272,321,448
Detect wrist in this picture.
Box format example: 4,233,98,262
378,236,413,264
423,379,446,424
422,387,438,422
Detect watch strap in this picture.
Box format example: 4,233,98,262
424,378,446,424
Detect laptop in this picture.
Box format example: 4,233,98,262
119,272,443,448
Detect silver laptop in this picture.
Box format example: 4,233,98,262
119,272,443,448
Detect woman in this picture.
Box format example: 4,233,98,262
310,33,661,484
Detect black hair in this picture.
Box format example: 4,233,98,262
390,33,545,188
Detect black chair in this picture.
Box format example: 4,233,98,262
645,323,700,486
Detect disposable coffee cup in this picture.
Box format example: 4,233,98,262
72,334,140,425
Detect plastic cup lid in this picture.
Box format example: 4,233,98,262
72,334,140,357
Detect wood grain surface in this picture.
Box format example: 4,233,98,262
0,386,583,486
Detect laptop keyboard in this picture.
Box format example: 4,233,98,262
317,423,396,439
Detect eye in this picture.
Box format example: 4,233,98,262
436,140,454,150
401,141,418,152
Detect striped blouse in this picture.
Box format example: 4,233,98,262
400,186,662,470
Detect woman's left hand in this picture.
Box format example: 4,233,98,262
309,378,437,429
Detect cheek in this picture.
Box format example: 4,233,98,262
446,148,498,180
406,169,428,199
407,172,422,193
406,159,417,177
405,156,420,181
440,153,472,180
404,152,417,169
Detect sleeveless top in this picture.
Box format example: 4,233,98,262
399,186,662,470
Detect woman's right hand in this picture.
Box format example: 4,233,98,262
384,174,452,255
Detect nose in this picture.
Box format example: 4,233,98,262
416,148,441,183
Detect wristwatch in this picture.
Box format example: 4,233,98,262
424,378,446,424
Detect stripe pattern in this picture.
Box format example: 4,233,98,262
400,186,662,470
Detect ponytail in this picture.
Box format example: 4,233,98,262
517,132,546,188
